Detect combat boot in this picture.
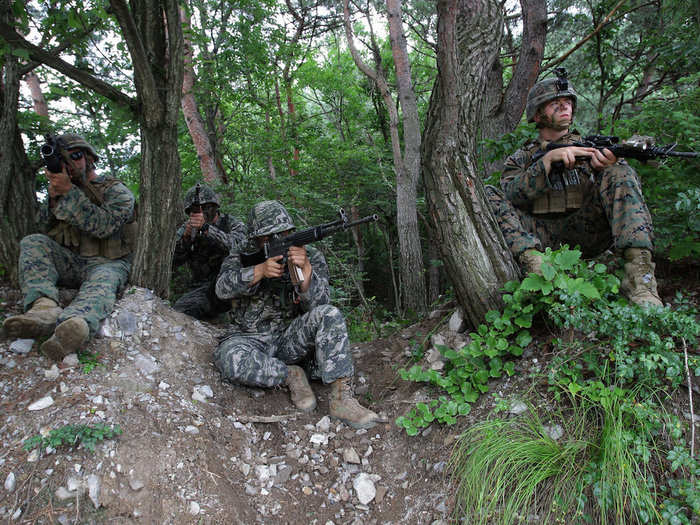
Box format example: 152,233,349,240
41,317,89,361
3,297,62,338
286,365,317,412
620,248,663,307
519,249,543,276
329,377,380,429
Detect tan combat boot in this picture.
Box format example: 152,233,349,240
519,249,543,276
620,248,663,307
3,297,62,338
329,377,380,429
40,317,90,361
286,365,317,412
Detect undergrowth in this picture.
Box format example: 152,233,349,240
23,423,122,453
396,246,700,523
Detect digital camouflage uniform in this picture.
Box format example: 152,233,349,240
172,213,246,319
19,160,135,337
486,132,654,259
213,203,354,388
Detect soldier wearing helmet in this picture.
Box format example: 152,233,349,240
485,69,662,307
214,200,383,429
172,184,246,320
4,132,137,359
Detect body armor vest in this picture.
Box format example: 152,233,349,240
48,178,136,259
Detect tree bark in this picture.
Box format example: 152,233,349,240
110,0,184,297
180,6,224,185
0,13,37,285
24,71,49,117
344,0,427,314
421,0,520,328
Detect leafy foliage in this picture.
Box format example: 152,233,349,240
23,423,122,453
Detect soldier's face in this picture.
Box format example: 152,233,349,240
65,148,87,180
535,97,573,131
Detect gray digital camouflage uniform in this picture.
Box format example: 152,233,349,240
213,204,354,388
172,213,246,319
19,174,134,336
486,131,654,259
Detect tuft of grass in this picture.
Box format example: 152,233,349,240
23,423,122,453
450,392,664,524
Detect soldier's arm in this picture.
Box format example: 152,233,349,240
297,246,330,310
500,149,558,206
51,182,134,239
172,222,191,268
215,253,260,300
227,218,248,253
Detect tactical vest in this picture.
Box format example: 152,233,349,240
527,137,589,215
48,177,137,259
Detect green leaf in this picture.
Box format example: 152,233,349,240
541,262,556,281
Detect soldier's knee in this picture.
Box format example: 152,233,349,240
20,233,52,251
310,304,342,322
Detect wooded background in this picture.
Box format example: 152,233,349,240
1,0,698,330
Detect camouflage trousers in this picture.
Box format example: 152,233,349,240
18,234,131,336
214,304,354,388
173,280,230,320
485,163,654,258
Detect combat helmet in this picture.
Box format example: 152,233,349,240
526,68,577,123
184,184,220,213
57,133,100,161
248,200,295,238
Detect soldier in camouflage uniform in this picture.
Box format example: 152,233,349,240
172,184,246,320
3,134,136,359
214,200,382,429
485,71,662,306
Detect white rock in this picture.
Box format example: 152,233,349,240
28,396,54,411
255,465,271,482
87,474,100,508
316,416,331,432
199,385,213,397
62,354,80,367
430,333,446,348
4,472,16,492
309,433,328,446
189,501,200,515
11,507,21,520
158,381,170,390
448,309,466,333
192,390,208,403
55,487,73,500
44,365,60,380
353,473,376,505
343,448,361,464
544,424,564,441
184,425,199,435
9,339,33,354
66,477,83,492
509,400,528,415
27,449,39,462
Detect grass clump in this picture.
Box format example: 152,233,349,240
23,423,122,452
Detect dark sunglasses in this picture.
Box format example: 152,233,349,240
68,150,84,160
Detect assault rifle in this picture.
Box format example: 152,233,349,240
240,209,378,285
189,183,202,242
531,135,699,166
40,134,69,174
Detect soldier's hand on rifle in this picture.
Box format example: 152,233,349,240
288,245,312,292
46,166,73,198
589,148,617,170
250,255,285,286
184,211,205,237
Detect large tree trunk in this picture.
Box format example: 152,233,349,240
0,46,37,285
110,0,184,297
421,0,520,328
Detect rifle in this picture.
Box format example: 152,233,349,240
531,135,699,166
189,183,202,242
240,208,379,285
40,134,69,174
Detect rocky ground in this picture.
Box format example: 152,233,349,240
2,259,697,525
0,285,526,525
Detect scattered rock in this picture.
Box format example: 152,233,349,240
353,473,376,505
4,472,15,492
343,447,361,464
28,396,54,411
544,424,564,441
509,400,528,415
87,474,101,508
448,309,466,333
9,339,33,355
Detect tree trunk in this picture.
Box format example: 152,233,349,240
24,71,49,117
110,0,184,297
180,6,224,185
0,34,37,285
421,0,520,328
